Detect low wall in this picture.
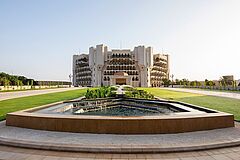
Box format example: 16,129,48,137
6,110,234,134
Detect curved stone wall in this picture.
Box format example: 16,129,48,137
6,108,234,134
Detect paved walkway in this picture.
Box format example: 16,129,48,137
0,141,240,159
116,86,124,95
165,88,240,100
0,121,240,153
0,87,84,101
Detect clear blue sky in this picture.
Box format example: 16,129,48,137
0,0,239,81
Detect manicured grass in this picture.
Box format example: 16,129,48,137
0,89,87,121
141,88,240,120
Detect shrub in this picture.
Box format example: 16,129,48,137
122,86,134,91
85,86,154,99
125,89,154,99
85,86,116,99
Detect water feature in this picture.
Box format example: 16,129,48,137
35,86,210,116
35,98,186,116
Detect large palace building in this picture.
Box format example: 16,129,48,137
73,44,170,87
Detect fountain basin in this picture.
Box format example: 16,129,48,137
6,98,234,134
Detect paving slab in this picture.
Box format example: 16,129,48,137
0,144,240,160
0,121,240,153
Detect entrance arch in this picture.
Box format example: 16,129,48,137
116,78,127,85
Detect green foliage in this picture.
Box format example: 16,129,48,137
85,86,154,99
175,79,180,85
0,72,35,86
122,86,134,91
109,86,118,91
85,86,116,99
162,78,171,87
204,79,215,89
219,76,233,86
125,88,154,99
179,78,190,87
190,81,196,87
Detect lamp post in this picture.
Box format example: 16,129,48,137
69,74,73,87
170,74,174,88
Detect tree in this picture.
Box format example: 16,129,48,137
181,79,189,87
219,81,222,90
193,81,197,88
219,76,233,86
196,81,201,88
219,77,227,90
204,79,209,88
0,77,3,86
2,77,10,86
208,81,214,89
162,78,171,87
31,79,34,86
179,80,183,87
232,80,237,90
0,72,36,86
175,79,180,85
190,81,195,87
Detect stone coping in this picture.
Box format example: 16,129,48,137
0,121,240,153
7,110,233,120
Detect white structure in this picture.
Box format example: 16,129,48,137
73,44,169,87
236,79,240,86
72,54,91,86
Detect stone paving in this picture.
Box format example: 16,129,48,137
165,88,240,100
0,121,240,153
0,144,240,159
0,87,84,101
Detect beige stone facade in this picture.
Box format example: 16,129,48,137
72,54,91,87
73,44,169,87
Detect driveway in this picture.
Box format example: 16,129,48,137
165,88,240,100
0,87,84,101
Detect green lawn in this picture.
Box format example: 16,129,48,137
0,89,87,121
141,88,240,121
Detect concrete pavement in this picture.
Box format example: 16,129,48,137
0,121,240,153
0,121,239,159
0,141,239,159
165,88,240,100
0,87,84,101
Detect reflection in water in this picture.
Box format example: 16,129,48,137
36,99,183,116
